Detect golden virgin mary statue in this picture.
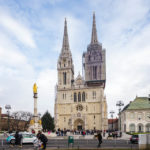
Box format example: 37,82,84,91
33,83,37,93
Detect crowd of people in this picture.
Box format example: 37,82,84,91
56,128,106,136
56,128,122,139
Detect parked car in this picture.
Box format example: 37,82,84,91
6,132,37,144
130,135,139,144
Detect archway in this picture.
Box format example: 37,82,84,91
146,123,150,132
137,123,144,132
129,124,135,132
74,119,84,131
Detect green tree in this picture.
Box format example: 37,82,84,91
41,111,55,132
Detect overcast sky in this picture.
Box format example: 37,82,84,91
0,0,150,118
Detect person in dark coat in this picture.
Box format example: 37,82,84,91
97,131,102,147
14,131,20,145
37,131,48,150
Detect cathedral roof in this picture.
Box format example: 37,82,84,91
75,72,84,85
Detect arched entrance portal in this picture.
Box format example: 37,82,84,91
74,119,84,131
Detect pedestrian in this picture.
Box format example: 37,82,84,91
18,133,23,147
14,131,20,145
37,131,48,150
97,131,102,148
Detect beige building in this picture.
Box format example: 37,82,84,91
120,96,150,132
54,14,108,131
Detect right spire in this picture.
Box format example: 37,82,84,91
91,12,98,44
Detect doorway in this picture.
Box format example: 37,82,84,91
74,119,84,130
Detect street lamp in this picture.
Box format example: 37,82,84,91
109,110,115,131
5,105,11,132
38,113,41,119
116,101,124,131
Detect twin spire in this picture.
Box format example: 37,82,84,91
61,12,98,51
62,18,70,52
91,12,98,44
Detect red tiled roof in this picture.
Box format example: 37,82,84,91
1,114,8,118
108,118,118,124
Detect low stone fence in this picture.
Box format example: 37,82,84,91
139,134,150,149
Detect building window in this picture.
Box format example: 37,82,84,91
88,55,91,61
129,124,135,132
93,66,97,79
63,72,67,85
63,93,64,99
76,104,83,111
99,66,101,79
138,123,144,132
82,92,85,102
146,123,150,132
93,91,96,99
74,93,77,102
64,117,66,122
78,92,81,102
137,113,142,120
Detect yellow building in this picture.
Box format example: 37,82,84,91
54,13,108,131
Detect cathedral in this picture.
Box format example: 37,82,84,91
54,13,108,131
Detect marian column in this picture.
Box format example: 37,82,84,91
28,83,42,133
33,83,38,123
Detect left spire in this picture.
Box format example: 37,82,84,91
62,18,70,52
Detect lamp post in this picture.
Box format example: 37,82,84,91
110,110,115,131
5,105,11,132
116,101,124,131
38,113,41,119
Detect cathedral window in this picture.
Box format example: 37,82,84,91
64,117,66,122
93,66,97,79
88,55,91,61
76,104,83,111
74,93,77,102
99,66,101,79
93,91,96,99
82,92,85,102
78,92,81,102
63,72,67,85
63,93,64,99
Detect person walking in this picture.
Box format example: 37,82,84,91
14,131,20,146
97,131,102,148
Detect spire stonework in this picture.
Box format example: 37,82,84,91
62,18,70,52
91,12,98,44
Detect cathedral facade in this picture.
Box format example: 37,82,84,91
54,13,108,131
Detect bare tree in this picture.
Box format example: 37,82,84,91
10,111,32,131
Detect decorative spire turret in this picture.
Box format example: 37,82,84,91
62,18,70,52
91,12,98,44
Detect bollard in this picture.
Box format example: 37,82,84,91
1,139,3,147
